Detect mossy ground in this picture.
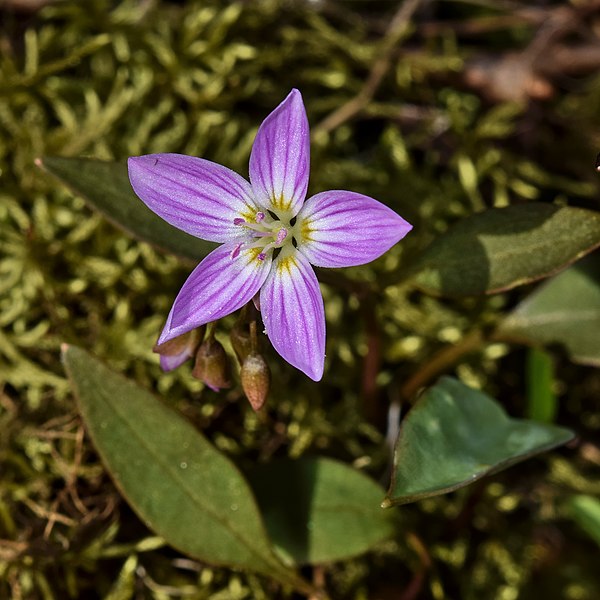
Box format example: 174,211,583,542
1,1,600,598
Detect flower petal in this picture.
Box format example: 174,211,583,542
128,153,258,243
249,89,310,219
260,250,325,381
295,190,412,268
159,243,272,344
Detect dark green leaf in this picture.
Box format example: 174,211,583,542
497,253,600,366
247,458,395,565
526,348,557,423
410,204,600,296
568,495,600,547
38,156,216,262
384,377,573,506
61,345,304,587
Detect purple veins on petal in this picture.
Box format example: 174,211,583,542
158,242,272,345
260,251,325,381
127,153,257,243
295,190,413,268
249,89,310,218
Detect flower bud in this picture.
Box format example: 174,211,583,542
192,337,230,391
230,320,252,365
241,353,270,411
153,327,204,371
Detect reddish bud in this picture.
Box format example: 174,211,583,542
241,353,270,411
192,337,230,391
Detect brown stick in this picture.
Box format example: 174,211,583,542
315,0,425,135
400,330,486,402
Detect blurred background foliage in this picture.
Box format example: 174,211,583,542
1,0,600,598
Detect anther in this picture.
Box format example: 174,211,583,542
233,217,245,226
275,228,287,245
230,242,243,259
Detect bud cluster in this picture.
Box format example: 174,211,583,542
153,307,271,411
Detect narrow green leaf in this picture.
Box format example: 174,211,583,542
568,495,600,547
247,458,395,565
38,156,216,262
410,204,600,296
526,348,557,423
498,254,600,366
385,377,573,506
61,345,302,587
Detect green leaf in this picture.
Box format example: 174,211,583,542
497,254,600,367
247,457,395,565
61,345,304,588
38,157,216,262
384,377,573,506
526,348,557,423
410,204,600,296
568,495,600,547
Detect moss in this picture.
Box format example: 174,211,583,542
1,1,600,598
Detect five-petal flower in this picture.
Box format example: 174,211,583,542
128,89,412,381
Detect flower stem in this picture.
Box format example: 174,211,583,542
206,321,217,342
249,320,258,354
400,329,486,403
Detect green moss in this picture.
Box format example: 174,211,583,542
1,0,600,598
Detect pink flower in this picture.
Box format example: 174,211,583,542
128,89,412,381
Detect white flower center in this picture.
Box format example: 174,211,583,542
231,211,295,261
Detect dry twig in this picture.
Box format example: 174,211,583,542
315,0,426,134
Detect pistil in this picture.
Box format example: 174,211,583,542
232,212,291,261
257,228,288,261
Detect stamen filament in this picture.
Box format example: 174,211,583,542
243,221,278,234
